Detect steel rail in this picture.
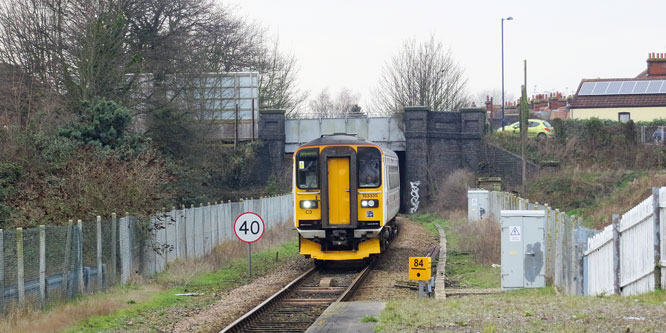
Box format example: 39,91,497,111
220,267,316,333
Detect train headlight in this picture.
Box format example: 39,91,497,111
360,199,379,208
300,200,318,209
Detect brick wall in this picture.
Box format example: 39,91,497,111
257,107,537,204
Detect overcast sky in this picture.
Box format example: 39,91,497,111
229,0,666,109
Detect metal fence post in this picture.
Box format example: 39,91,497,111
612,214,621,295
39,225,46,307
16,227,24,307
653,187,661,290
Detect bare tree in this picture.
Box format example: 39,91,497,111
371,36,469,116
258,38,307,117
475,89,515,108
306,88,361,118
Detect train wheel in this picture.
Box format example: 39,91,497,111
314,259,325,269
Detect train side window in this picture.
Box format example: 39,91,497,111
358,147,381,188
296,148,319,189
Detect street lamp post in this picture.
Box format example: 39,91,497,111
501,16,513,131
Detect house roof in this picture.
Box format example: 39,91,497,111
570,78,666,109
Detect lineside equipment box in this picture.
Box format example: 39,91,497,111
409,256,431,281
468,189,489,222
501,210,546,290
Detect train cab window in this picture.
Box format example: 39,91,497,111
358,147,381,188
296,148,319,189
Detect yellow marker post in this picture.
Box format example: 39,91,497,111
409,257,431,281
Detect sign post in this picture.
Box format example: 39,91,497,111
234,212,265,279
409,256,432,298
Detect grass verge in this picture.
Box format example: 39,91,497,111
375,288,666,332
65,240,299,332
419,212,500,289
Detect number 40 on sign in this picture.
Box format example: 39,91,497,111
234,212,265,243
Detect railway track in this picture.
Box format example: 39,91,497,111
221,260,375,333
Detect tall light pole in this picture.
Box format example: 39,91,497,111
501,16,513,130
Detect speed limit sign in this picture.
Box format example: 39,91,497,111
234,212,265,243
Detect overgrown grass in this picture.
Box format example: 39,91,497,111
412,212,500,289
408,213,440,236
66,240,299,332
0,238,291,333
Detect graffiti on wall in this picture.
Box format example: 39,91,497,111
409,181,421,214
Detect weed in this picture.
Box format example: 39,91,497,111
361,315,379,323
482,323,498,333
455,320,468,327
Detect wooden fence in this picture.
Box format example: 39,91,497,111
486,191,596,295
584,187,665,296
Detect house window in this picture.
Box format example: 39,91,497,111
618,112,631,123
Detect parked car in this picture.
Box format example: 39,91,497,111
653,126,665,145
496,119,554,139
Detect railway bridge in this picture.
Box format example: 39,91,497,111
257,106,535,212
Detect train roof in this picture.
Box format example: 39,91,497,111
299,133,397,157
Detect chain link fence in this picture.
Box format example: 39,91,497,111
639,126,665,145
0,194,294,315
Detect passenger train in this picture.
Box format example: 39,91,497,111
293,133,400,261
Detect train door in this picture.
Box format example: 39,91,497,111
320,147,358,229
327,157,351,225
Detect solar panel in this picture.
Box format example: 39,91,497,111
578,79,666,96
619,81,635,94
633,81,649,94
578,82,595,95
647,80,663,93
606,81,622,94
592,82,609,95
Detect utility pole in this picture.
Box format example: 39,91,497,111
521,60,528,194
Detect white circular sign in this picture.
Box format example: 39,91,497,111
234,212,265,243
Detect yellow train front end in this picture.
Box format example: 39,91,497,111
294,134,400,261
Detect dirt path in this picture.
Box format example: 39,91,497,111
351,217,439,301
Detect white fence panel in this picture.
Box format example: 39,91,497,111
585,225,613,295
619,195,654,296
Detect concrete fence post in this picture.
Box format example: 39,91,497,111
653,187,661,290
119,214,130,285
187,204,194,258
0,229,4,313
96,216,103,291
16,227,24,307
39,225,46,307
111,213,117,285
62,220,73,298
198,203,204,258
77,220,84,294
612,214,621,295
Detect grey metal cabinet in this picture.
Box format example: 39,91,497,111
467,189,489,222
501,210,546,290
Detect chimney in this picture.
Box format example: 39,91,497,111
485,96,493,111
647,52,666,76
